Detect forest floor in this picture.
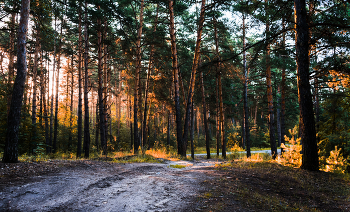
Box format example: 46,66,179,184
0,156,349,212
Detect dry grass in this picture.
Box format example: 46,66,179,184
145,148,179,161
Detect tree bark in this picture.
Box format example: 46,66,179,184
43,57,49,154
216,78,220,156
294,0,319,171
190,101,195,159
69,56,74,151
83,0,90,158
116,70,122,149
168,0,183,156
2,0,30,163
133,0,144,153
142,4,158,150
39,51,44,128
45,52,52,154
95,96,99,152
201,72,211,159
31,26,41,127
129,93,133,150
242,13,250,157
103,22,109,154
7,11,16,113
281,19,286,153
77,6,83,158
277,86,281,147
167,111,171,147
181,0,206,157
218,70,225,159
266,0,277,159
97,5,107,156
53,12,63,153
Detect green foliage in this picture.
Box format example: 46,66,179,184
168,164,186,169
112,154,162,164
318,89,350,172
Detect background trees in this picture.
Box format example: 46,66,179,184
0,0,349,172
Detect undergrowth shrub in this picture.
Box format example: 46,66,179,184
277,126,349,173
320,146,348,173
277,126,302,168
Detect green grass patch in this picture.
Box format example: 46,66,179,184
111,154,163,163
168,164,186,169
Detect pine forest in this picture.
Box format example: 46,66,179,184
1,0,350,211
2,0,350,170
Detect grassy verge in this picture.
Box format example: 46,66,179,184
196,159,350,211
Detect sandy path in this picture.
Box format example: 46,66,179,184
0,159,222,212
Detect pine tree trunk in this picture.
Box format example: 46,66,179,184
77,6,83,158
218,72,225,159
201,72,211,159
142,4,158,150
216,78,220,156
95,97,99,152
2,0,30,163
49,18,57,154
242,13,250,157
31,27,40,127
69,56,74,152
97,5,106,156
7,11,16,113
168,0,183,156
190,101,195,159
281,19,286,152
116,70,121,149
295,0,319,171
167,111,171,147
103,23,109,154
266,0,277,159
44,57,49,154
277,87,281,147
133,0,144,153
83,0,90,158
214,14,226,158
53,14,63,153
129,93,133,150
39,52,43,128
46,53,52,154
181,0,206,157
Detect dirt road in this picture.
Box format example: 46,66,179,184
0,159,222,212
